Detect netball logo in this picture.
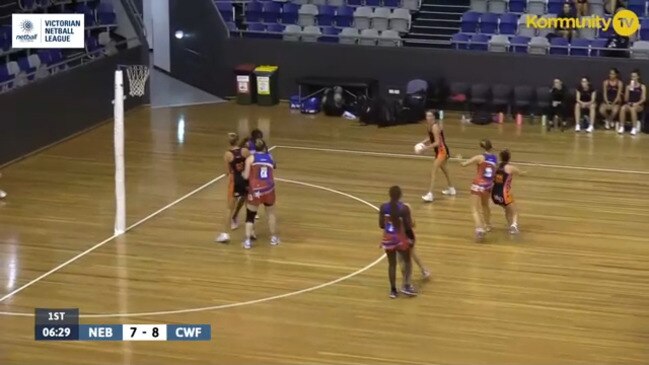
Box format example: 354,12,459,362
20,19,33,33
15,18,37,42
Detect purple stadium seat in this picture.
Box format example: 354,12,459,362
245,22,266,38
317,5,335,25
245,2,263,23
281,3,299,24
598,16,614,38
461,12,481,33
451,32,470,50
641,18,649,40
590,38,608,57
86,36,102,55
570,38,590,56
366,0,380,6
550,36,569,55
347,0,363,6
499,13,518,34
0,64,13,87
216,2,235,21
479,13,499,34
266,23,285,38
383,0,400,7
17,56,36,80
469,33,490,50
75,4,96,26
262,2,281,23
335,6,354,27
97,2,117,25
19,0,36,11
508,0,525,12
628,0,646,17
510,35,530,53
319,26,341,42
547,0,563,14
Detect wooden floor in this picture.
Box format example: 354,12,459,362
1,102,648,365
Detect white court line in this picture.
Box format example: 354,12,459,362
0,175,385,318
0,145,280,304
275,145,649,175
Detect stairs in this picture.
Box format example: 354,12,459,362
404,0,469,48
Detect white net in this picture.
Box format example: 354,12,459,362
125,65,149,97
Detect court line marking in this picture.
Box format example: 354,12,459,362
0,162,386,318
274,145,649,175
0,145,274,305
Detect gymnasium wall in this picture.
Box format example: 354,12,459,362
0,46,149,166
167,0,649,99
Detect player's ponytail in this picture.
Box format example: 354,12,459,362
254,138,266,152
480,139,492,151
499,149,511,169
388,185,402,231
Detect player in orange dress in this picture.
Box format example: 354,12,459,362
242,138,279,249
379,186,417,298
461,139,498,242
419,110,455,202
215,133,249,243
491,149,526,234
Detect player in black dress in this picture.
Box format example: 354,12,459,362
215,133,249,243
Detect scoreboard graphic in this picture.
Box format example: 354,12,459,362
34,308,211,342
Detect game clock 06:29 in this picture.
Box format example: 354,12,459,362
35,325,78,341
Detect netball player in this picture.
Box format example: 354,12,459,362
600,68,623,130
619,70,646,136
420,110,455,202
574,77,596,133
215,133,249,243
460,139,498,242
242,139,279,249
240,129,266,153
491,149,526,235
379,186,417,298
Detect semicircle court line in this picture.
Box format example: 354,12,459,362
0,177,386,318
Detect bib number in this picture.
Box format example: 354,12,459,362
385,222,396,234
483,167,493,179
259,166,268,179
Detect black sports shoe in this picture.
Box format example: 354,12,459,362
389,289,398,299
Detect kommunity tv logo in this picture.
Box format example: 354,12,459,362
526,9,639,37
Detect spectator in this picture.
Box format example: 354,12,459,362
619,69,646,135
600,68,624,130
549,79,569,131
574,0,588,16
575,77,597,133
557,3,576,40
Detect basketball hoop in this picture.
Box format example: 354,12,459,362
125,65,149,97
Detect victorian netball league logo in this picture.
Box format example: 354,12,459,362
15,19,37,42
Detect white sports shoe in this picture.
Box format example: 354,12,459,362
270,236,280,246
604,121,611,130
631,128,637,136
509,224,520,235
586,125,594,133
0,190,6,199
421,192,434,202
618,126,625,134
243,239,252,249
575,124,581,132
230,218,239,230
215,233,230,243
442,187,456,196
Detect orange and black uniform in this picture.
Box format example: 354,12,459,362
228,148,247,199
491,163,514,206
428,125,450,160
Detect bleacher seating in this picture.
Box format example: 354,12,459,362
223,0,418,46
0,0,123,92
447,0,649,57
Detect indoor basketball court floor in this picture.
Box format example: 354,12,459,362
1,102,648,365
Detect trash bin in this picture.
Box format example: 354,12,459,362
234,64,256,105
254,65,279,106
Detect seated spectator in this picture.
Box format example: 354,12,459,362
574,0,588,16
619,70,646,135
599,68,624,130
549,79,569,131
575,77,597,133
557,3,577,40
605,34,630,58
